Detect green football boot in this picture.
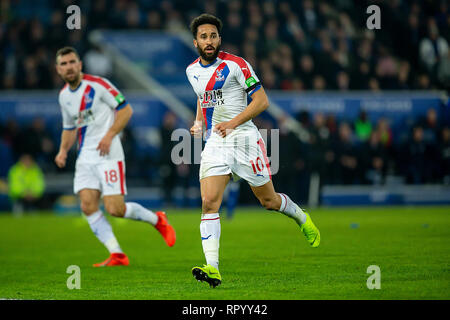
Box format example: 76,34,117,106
192,264,222,288
299,209,320,247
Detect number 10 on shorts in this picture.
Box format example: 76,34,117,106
250,157,264,174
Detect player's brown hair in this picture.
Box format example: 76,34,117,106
190,13,223,39
55,46,80,63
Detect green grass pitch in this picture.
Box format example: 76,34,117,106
0,206,449,300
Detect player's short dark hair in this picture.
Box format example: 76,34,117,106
190,13,223,39
55,46,80,63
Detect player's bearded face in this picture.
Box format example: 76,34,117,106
56,53,82,85
195,24,221,63
197,42,221,63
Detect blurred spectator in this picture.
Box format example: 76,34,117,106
300,0,319,34
159,111,181,205
312,74,327,91
146,10,163,30
368,77,381,91
308,112,335,185
354,110,372,142
83,44,113,78
396,60,413,90
440,127,450,184
376,118,393,148
416,73,432,89
361,131,387,184
1,119,21,158
437,50,450,90
375,46,398,89
334,122,361,184
336,71,350,91
17,117,55,171
419,108,441,145
8,154,45,215
297,54,315,90
403,126,433,184
419,20,449,73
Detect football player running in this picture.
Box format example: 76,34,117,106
186,14,320,288
55,47,176,267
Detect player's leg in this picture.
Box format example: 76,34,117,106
103,194,176,247
192,174,230,288
78,188,128,266
250,180,320,247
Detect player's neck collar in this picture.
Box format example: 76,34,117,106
68,74,83,92
199,58,218,68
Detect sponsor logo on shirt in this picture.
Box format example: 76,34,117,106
74,109,95,128
199,89,225,107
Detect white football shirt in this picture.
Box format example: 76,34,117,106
58,73,127,163
186,51,262,144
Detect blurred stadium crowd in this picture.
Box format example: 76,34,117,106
0,0,450,207
1,0,449,91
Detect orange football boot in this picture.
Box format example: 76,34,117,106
155,211,176,247
93,253,129,267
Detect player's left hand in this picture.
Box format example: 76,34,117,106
97,134,113,156
214,121,236,138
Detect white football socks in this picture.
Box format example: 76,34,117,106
86,210,123,253
278,193,307,225
124,202,158,225
200,213,221,270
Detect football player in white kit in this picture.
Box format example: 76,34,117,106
186,14,320,287
54,47,176,267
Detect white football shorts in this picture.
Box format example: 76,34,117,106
199,131,272,187
74,160,127,196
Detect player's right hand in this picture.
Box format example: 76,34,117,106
190,121,203,137
55,151,67,168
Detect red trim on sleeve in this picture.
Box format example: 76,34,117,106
218,51,252,79
83,74,119,97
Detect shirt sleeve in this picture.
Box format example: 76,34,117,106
59,95,76,130
233,59,262,97
98,77,128,110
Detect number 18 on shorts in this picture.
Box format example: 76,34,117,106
74,160,127,196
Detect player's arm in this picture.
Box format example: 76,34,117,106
214,87,269,137
97,104,133,156
190,99,203,137
55,128,77,168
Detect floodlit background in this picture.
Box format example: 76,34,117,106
1,0,449,212
0,0,449,301
1,0,450,211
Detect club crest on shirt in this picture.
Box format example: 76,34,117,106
84,92,93,104
215,69,225,82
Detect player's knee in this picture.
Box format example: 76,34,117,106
105,203,125,217
80,201,97,215
202,196,219,213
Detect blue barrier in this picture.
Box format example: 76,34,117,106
321,185,450,205
0,92,187,157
